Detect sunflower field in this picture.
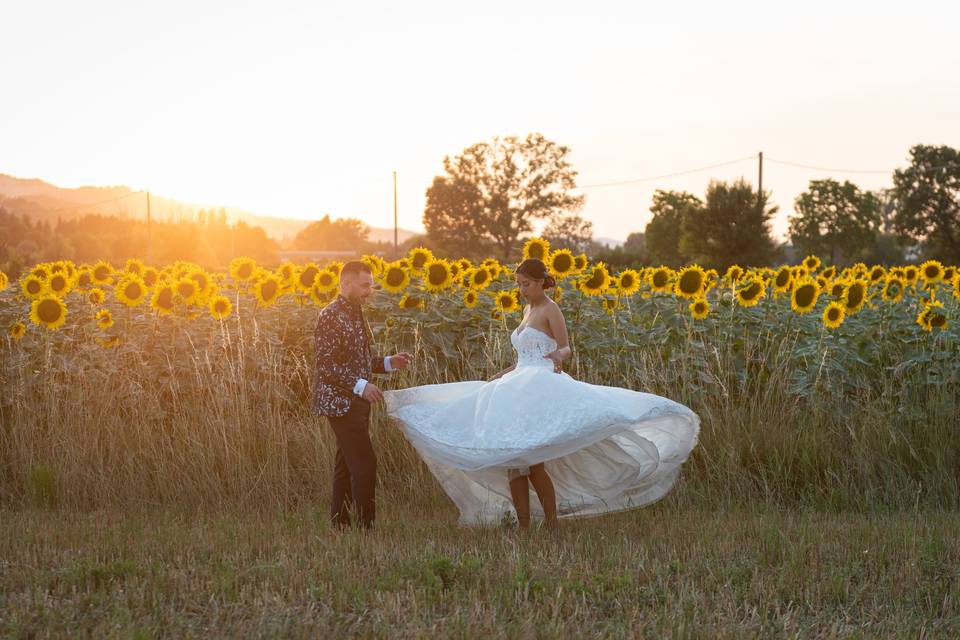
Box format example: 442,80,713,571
1,238,958,509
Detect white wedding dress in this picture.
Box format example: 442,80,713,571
384,325,700,526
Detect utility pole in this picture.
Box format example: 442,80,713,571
146,189,152,265
758,151,764,208
393,171,398,255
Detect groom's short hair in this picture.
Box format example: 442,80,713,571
340,260,373,279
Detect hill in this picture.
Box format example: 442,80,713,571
0,173,416,245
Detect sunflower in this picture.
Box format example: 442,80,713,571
484,262,503,280
547,249,576,279
552,286,563,302
309,284,336,306
228,257,258,283
820,265,837,280
457,258,473,273
188,270,213,301
816,275,830,291
20,274,47,299
579,263,612,297
942,266,956,283
842,280,868,314
423,259,454,293
822,302,845,329
361,255,385,277
91,260,114,285
463,290,479,308
920,259,944,284
494,289,521,313
881,277,906,303
772,266,793,293
95,335,121,348
522,237,551,262
209,295,233,320
615,269,642,297
408,247,434,272
115,275,148,307
30,296,67,330
602,297,620,315
724,265,744,284
151,284,176,315
10,321,26,339
313,269,339,293
293,263,319,291
0,271,8,291
802,255,821,272
689,298,710,320
868,265,886,283
466,267,493,290
573,254,588,273
171,277,199,305
380,262,410,293
448,261,462,281
736,277,766,307
790,278,820,314
95,308,114,329
648,267,674,293
398,294,425,310
674,266,707,299
954,276,960,302
927,309,948,331
253,275,282,307
31,264,50,279
124,258,146,277
73,268,93,290
829,280,847,299
903,266,919,285
46,272,72,297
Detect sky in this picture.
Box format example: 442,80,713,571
2,0,959,241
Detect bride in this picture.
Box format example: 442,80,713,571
385,258,700,529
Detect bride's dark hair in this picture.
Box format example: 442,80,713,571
516,258,556,290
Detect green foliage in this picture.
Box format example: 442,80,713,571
892,144,960,263
644,189,700,267
424,133,585,260
680,179,779,270
790,179,883,265
292,214,369,251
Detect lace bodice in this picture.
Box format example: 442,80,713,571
511,326,557,369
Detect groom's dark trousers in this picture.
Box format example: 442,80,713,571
312,294,387,531
328,397,376,529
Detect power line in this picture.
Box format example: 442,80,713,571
573,155,757,189
765,157,960,175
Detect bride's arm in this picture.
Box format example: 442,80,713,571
544,305,572,370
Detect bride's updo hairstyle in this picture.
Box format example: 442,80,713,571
516,258,556,290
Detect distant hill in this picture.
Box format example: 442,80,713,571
0,173,416,245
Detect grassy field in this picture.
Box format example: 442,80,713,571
2,498,958,638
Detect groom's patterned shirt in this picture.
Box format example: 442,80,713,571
312,295,386,417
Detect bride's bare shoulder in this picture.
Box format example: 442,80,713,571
545,298,565,319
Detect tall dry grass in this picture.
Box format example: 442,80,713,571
2,294,957,512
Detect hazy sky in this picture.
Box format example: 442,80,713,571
3,0,959,240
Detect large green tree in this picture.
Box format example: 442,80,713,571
891,144,960,262
680,179,778,270
424,133,584,261
292,215,369,251
644,189,701,267
789,179,882,264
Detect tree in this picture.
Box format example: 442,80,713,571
644,190,701,267
891,144,960,263
680,179,778,270
789,179,882,264
542,213,594,253
424,133,584,261
293,215,370,251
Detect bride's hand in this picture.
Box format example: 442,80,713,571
544,351,563,374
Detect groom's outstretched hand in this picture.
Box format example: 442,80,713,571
389,352,413,370
362,383,384,403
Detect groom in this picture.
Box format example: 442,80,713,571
313,260,412,530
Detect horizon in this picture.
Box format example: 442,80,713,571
2,1,958,241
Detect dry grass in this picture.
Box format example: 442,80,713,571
1,501,958,638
